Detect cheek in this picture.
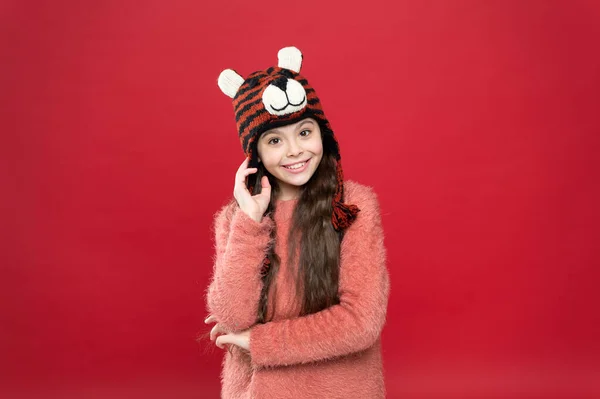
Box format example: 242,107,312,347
308,140,323,157
257,145,276,165
261,153,283,171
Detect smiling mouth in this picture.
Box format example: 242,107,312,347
282,158,310,170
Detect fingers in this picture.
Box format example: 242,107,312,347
257,176,271,200
242,168,258,177
236,156,250,173
235,158,258,193
216,334,233,350
204,314,217,324
236,171,257,185
261,175,271,189
236,157,257,177
214,331,244,351
233,157,270,217
210,323,226,342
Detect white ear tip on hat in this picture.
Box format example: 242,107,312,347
278,46,303,73
218,69,244,98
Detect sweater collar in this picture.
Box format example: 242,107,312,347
273,197,299,222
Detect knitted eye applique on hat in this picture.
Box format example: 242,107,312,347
217,46,359,233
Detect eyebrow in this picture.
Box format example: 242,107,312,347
262,120,315,138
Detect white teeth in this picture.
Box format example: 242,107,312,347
284,161,306,170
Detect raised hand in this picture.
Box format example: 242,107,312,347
233,157,271,222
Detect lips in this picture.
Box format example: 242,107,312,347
281,158,311,173
282,159,311,167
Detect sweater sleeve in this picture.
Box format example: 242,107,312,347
205,200,275,332
248,187,390,369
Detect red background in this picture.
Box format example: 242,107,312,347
2,0,599,398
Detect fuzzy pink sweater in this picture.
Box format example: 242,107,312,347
205,180,390,399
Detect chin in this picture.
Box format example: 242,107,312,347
277,173,311,185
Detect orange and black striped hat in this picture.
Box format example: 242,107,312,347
217,46,359,232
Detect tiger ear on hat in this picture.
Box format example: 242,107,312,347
278,46,303,73
218,69,244,98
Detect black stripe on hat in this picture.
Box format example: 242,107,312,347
235,97,264,122
242,119,270,151
239,108,268,142
235,89,261,109
233,71,268,98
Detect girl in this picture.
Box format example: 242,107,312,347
204,46,390,399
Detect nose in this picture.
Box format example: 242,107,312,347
287,138,303,158
271,76,288,92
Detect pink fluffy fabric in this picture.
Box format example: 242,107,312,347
205,180,390,399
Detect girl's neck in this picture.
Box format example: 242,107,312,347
275,183,302,201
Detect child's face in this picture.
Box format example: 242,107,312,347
257,118,323,198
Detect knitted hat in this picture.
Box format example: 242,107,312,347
217,46,359,232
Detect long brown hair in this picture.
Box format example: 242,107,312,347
248,125,344,324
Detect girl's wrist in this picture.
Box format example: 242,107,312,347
240,208,262,223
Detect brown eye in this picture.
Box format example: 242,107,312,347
300,130,311,136
268,138,280,145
